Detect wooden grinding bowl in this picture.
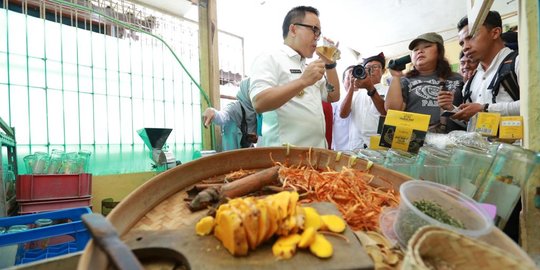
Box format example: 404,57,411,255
76,147,534,269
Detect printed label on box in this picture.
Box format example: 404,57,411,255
379,110,430,153
499,116,523,139
369,135,387,150
475,112,500,136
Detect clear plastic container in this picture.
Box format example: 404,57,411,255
474,143,538,228
394,180,493,248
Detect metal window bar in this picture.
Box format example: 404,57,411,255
0,0,225,174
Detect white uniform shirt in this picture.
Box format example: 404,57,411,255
331,99,350,151
466,47,520,115
348,83,388,150
249,44,328,148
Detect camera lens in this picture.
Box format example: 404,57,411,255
352,65,366,79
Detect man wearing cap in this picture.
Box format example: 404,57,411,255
339,52,388,150
452,10,519,121
385,32,463,133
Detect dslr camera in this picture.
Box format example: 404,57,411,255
351,65,367,80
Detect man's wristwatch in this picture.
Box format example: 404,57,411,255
482,103,489,112
367,88,377,97
325,62,337,69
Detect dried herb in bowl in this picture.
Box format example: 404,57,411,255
412,200,465,229
395,199,467,247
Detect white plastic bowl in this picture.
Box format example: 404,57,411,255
394,180,493,247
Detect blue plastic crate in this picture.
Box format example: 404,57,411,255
0,207,92,266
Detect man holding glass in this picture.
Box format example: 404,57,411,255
249,6,340,148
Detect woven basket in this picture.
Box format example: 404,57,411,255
402,226,537,270
77,146,412,269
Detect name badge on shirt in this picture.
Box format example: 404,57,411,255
290,69,302,74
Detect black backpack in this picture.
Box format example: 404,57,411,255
239,105,252,148
463,51,519,103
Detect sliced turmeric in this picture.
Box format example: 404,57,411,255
309,233,333,258
298,227,316,248
195,216,215,236
213,209,249,256
272,242,297,260
303,206,323,230
320,215,346,233
272,234,301,260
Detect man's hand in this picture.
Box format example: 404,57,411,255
437,91,455,111
453,103,483,121
301,59,325,86
202,108,216,128
353,75,375,91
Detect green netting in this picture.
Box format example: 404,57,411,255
0,0,214,175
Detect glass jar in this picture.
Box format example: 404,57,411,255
383,148,419,178
474,143,538,228
416,145,453,166
356,149,386,165
6,225,30,265
450,144,494,198
33,218,53,249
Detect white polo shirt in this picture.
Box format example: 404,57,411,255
348,83,388,150
466,47,519,115
249,44,328,148
331,99,350,151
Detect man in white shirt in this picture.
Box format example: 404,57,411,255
249,6,340,148
339,53,388,150
453,10,519,121
331,66,354,151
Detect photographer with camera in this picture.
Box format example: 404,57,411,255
385,32,463,133
338,52,387,150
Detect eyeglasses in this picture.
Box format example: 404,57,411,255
293,23,321,38
365,64,382,73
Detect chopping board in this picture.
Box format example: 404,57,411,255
123,202,374,270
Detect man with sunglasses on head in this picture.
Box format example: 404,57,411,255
451,10,520,121
249,6,340,148
339,53,387,150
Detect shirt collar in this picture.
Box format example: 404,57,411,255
281,44,304,63
477,47,513,74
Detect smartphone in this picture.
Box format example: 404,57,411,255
441,110,455,117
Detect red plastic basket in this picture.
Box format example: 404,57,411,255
18,197,92,214
16,174,92,202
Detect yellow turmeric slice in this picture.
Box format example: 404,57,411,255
271,191,291,220
272,234,301,259
229,198,260,250
309,233,333,258
298,227,316,248
320,215,346,233
213,209,249,256
303,206,323,230
272,242,297,259
195,216,215,236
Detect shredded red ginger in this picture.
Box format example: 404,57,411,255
277,164,400,231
